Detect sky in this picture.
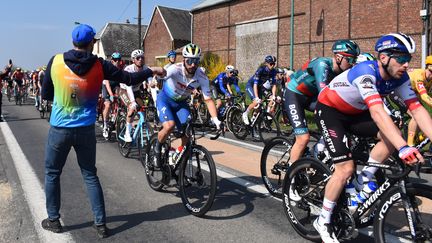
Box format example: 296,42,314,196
1,0,203,70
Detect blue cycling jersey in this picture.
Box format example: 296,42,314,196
247,66,277,90
212,72,241,95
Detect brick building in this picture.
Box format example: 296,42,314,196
143,6,191,66
191,0,429,79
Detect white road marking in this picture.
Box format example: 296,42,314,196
0,121,74,243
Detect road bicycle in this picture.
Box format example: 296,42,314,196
102,95,126,141
282,147,432,242
14,85,23,106
116,105,154,161
39,100,52,121
144,119,223,216
229,97,281,142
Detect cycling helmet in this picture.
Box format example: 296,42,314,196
131,49,144,59
375,33,415,54
182,43,201,58
167,50,176,58
276,67,285,74
42,65,47,71
111,52,121,59
332,40,361,57
426,55,432,65
265,55,277,63
225,65,235,72
16,67,21,71
356,52,376,63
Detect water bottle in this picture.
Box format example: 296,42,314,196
355,181,377,204
168,147,176,165
345,182,359,213
313,137,326,159
172,145,184,164
219,106,226,117
250,111,258,124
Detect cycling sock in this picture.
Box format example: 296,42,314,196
126,123,132,133
103,120,108,128
245,108,250,113
318,198,336,225
407,131,415,146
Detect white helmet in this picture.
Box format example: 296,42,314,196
225,65,235,72
131,49,144,59
182,43,201,58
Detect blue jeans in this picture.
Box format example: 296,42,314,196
44,125,106,225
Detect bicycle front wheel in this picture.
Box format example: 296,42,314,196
374,183,432,243
282,157,332,241
260,136,294,198
116,116,131,157
229,107,248,140
178,145,217,217
257,112,281,142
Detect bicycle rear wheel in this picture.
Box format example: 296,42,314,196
260,136,294,198
374,183,432,243
282,157,332,241
229,107,248,140
178,144,217,217
143,134,167,191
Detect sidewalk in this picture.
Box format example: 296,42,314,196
171,136,266,179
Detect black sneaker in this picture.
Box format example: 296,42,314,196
93,224,109,239
41,218,63,233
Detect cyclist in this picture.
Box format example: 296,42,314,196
119,49,149,142
102,52,123,138
165,50,177,69
211,65,241,114
148,50,177,106
312,33,431,243
12,67,24,98
153,43,221,167
283,39,360,166
37,66,46,111
356,52,376,63
32,69,40,108
242,55,278,126
404,55,432,147
0,62,12,121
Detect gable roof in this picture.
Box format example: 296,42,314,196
96,23,147,58
144,5,191,43
191,0,233,12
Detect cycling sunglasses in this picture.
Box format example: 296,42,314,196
185,58,200,65
112,58,121,62
135,56,144,60
389,54,412,64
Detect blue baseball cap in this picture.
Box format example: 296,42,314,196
72,24,97,45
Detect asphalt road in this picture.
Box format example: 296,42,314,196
0,97,428,243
